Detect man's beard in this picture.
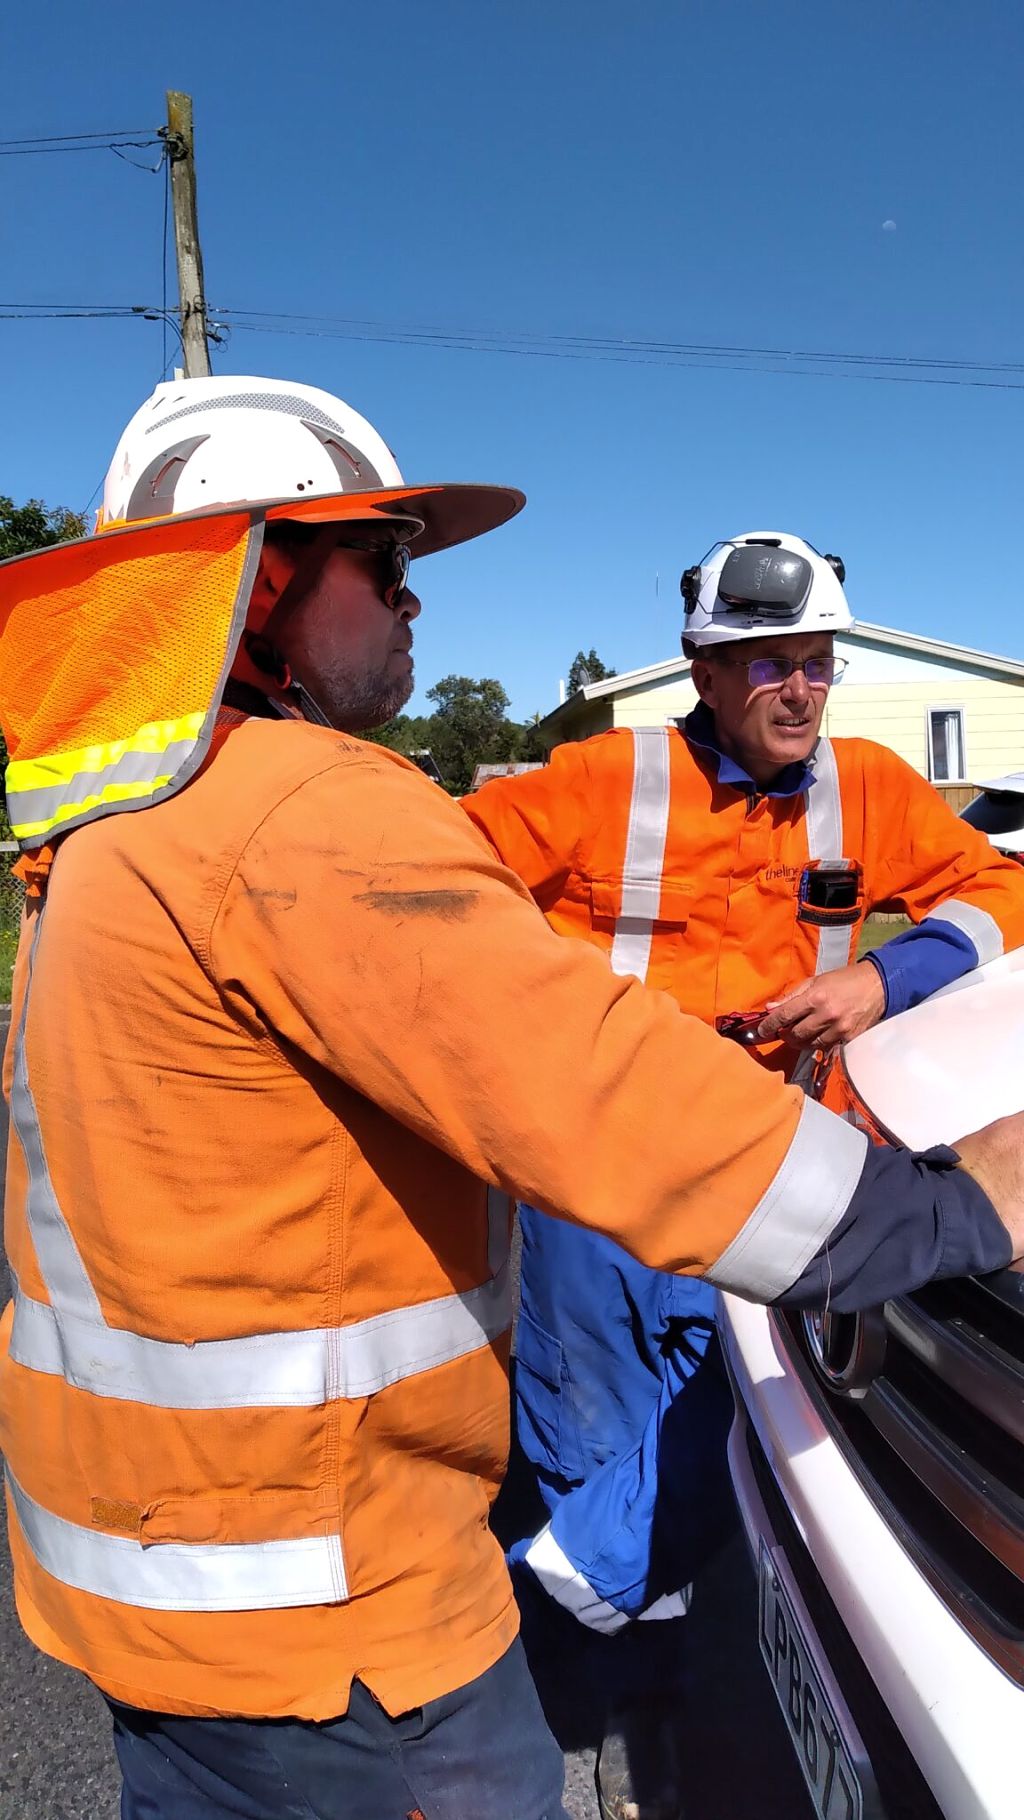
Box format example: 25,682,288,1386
316,657,415,733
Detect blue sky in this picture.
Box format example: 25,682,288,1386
5,0,1023,720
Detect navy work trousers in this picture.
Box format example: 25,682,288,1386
107,1640,568,1820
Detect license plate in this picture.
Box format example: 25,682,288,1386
759,1539,870,1820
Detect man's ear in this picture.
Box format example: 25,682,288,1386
228,543,299,697
691,657,718,710
246,542,297,638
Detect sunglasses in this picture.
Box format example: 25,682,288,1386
714,654,846,689
337,537,411,610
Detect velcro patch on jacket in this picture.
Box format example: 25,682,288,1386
91,1497,142,1534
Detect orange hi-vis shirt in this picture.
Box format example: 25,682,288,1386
0,712,869,1720
463,723,1024,1070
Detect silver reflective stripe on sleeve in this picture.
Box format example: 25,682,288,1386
927,898,1004,966
7,1268,511,1409
706,1096,868,1301
803,737,853,976
524,1524,631,1634
609,728,672,984
5,1469,348,1612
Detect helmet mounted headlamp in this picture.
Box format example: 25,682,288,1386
715,544,814,621
681,540,847,617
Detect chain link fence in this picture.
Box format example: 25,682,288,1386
0,842,24,1005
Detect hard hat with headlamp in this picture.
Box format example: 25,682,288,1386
680,531,853,649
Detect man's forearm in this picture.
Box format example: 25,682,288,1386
773,1142,1010,1311
866,918,980,1020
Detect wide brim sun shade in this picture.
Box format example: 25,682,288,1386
0,480,526,584
0,482,523,849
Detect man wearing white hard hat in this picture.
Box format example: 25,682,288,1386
466,530,1024,1820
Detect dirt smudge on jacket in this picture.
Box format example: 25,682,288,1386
355,888,478,922
244,886,297,910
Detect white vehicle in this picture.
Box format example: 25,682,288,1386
960,774,1024,858
719,946,1024,1820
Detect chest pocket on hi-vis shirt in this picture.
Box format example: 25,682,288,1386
590,876,691,930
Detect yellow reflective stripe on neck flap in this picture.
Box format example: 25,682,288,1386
6,713,205,841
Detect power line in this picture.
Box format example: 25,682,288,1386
213,307,1024,378
216,314,1024,391
0,128,163,165
0,308,145,319
110,143,166,174
0,128,157,145
0,302,156,310
4,297,1021,381
7,300,1024,381
4,294,1024,393
0,138,163,160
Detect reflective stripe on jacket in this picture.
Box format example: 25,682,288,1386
0,713,866,1720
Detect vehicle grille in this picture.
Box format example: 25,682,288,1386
775,1269,1024,1686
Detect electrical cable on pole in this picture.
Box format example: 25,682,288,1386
159,92,211,378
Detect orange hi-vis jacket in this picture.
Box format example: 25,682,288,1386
0,712,873,1721
462,722,1024,1069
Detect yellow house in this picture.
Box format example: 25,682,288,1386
539,622,1024,803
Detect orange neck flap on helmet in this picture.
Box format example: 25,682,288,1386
0,492,434,852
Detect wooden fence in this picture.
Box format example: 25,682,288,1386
931,783,978,814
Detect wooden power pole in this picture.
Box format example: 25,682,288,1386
163,91,211,378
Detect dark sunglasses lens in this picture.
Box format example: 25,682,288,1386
386,545,410,604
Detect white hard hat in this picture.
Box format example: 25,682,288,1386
97,374,523,557
680,531,853,648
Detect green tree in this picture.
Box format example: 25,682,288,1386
0,496,88,561
425,675,520,794
361,713,436,757
514,713,548,763
567,648,616,695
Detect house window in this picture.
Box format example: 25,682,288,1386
927,707,967,782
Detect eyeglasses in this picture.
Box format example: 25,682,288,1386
338,537,411,610
714,654,847,689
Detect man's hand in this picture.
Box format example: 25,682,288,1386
757,962,887,1050
954,1113,1024,1264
